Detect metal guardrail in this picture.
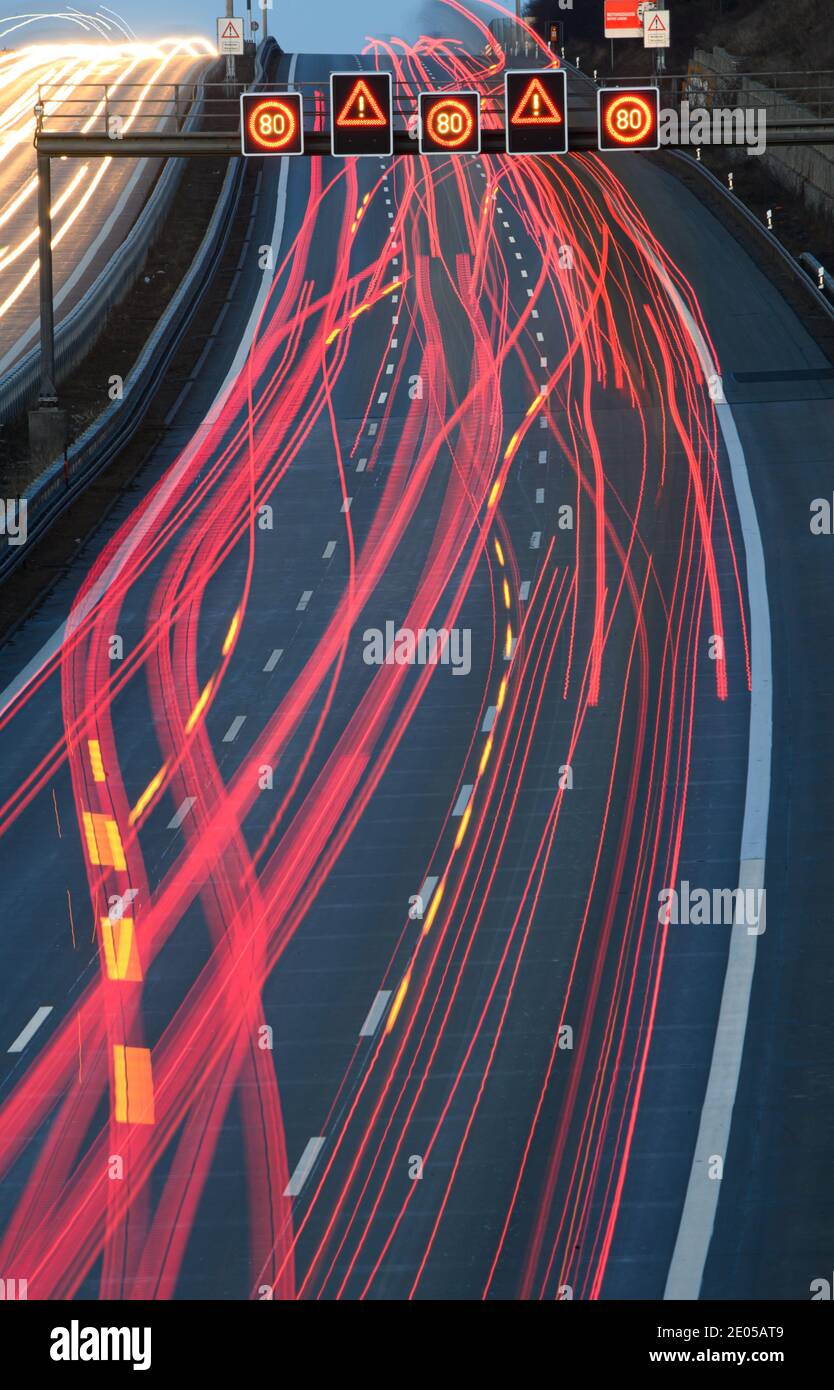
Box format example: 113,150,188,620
38,80,251,136
666,150,834,331
0,65,215,431
615,69,834,121
0,38,279,585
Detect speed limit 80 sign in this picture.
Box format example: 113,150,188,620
597,86,660,151
240,91,304,155
419,91,481,155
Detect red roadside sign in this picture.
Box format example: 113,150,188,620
604,1,644,40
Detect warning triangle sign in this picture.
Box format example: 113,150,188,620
648,13,666,29
336,79,387,127
221,21,238,37
511,77,562,126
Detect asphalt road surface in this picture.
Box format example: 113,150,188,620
0,37,831,1301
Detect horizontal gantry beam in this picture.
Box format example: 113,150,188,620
33,126,834,157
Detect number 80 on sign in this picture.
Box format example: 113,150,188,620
240,92,304,156
596,87,660,151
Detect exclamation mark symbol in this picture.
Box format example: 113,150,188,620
359,93,365,120
534,92,540,117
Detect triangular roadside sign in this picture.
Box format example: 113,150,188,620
221,21,238,38
648,13,666,29
336,78,387,127
511,77,562,125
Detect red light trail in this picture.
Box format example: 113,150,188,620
0,8,751,1302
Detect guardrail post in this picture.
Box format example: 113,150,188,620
28,153,67,469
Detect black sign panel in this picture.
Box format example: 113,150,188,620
330,72,393,157
418,91,481,155
597,86,660,151
505,70,568,155
240,92,304,156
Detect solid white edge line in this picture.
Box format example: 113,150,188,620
646,260,773,1301
0,53,300,726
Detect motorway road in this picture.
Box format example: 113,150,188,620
0,32,831,1300
0,38,214,382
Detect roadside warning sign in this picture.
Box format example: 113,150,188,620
604,2,645,40
644,9,670,48
216,16,244,56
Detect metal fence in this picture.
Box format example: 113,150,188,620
613,69,834,121
36,79,249,137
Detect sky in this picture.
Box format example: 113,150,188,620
0,1,522,51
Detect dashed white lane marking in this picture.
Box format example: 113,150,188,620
391,338,398,348
341,497,353,513
283,1137,326,1197
536,487,544,503
519,581,531,600
509,235,516,243
482,705,497,733
536,331,544,342
377,392,388,404
223,715,247,743
505,638,517,661
531,308,539,319
540,357,548,369
264,649,283,672
515,252,523,261
359,991,392,1037
369,422,379,435
538,449,547,464
416,875,439,916
386,364,394,375
521,270,529,279
356,458,368,472
322,541,336,559
297,590,312,611
452,784,473,817
539,415,547,429
530,531,541,549
502,220,510,227
168,797,196,830
8,1006,53,1054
